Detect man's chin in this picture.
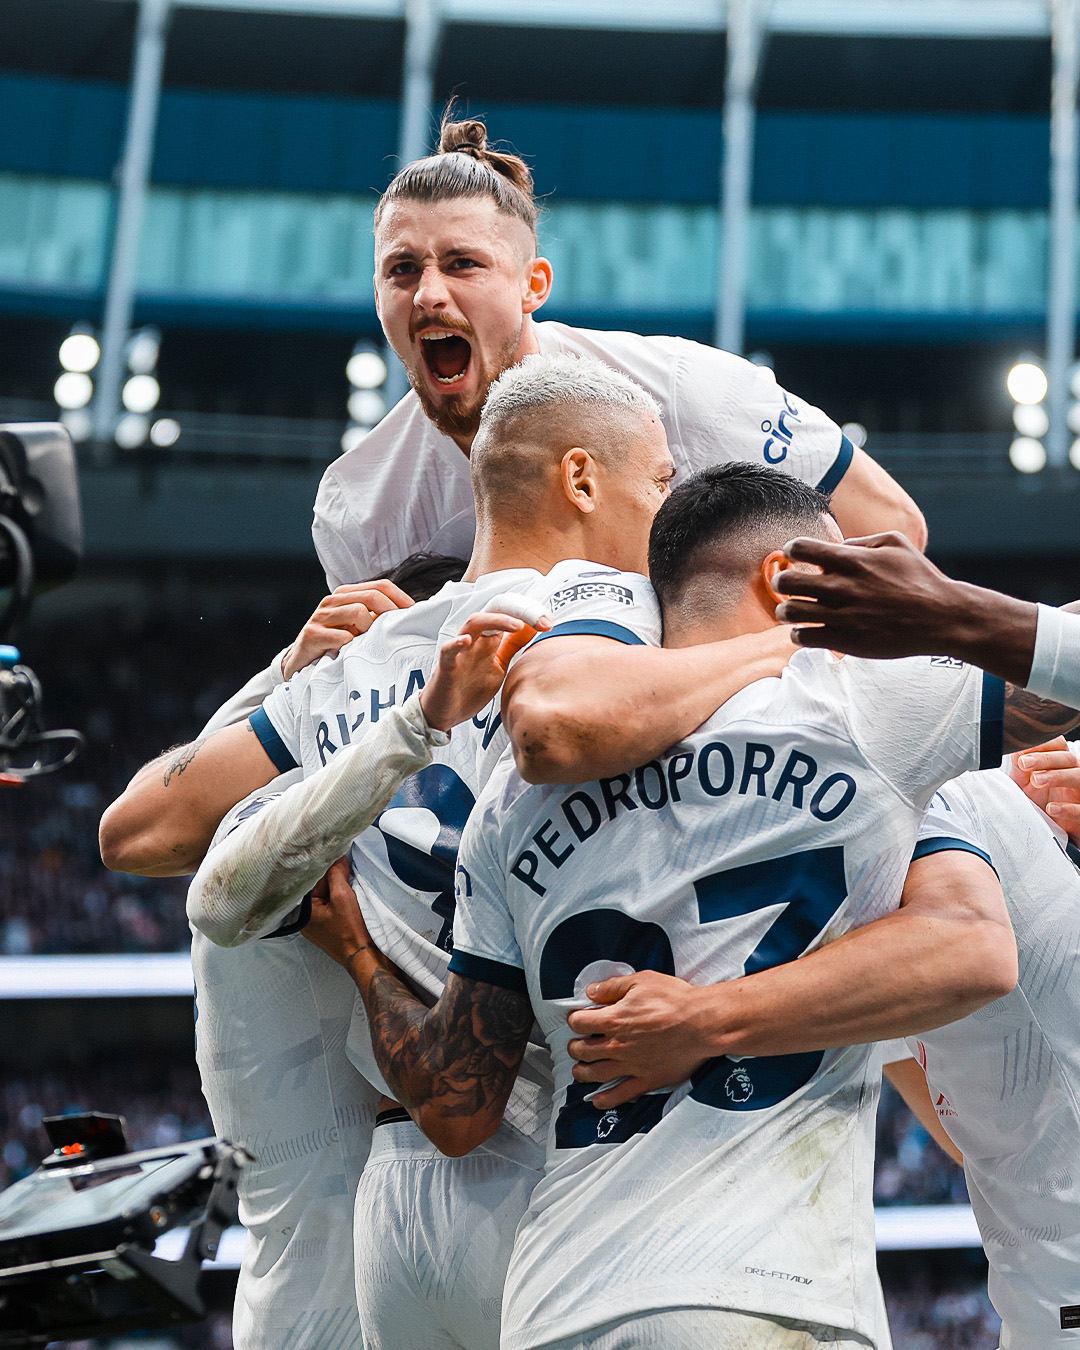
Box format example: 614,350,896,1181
411,375,484,443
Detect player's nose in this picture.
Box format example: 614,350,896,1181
414,264,451,311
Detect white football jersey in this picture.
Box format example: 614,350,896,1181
193,784,378,1350
256,561,661,1150
452,650,1006,1349
893,771,1080,1348
312,320,851,587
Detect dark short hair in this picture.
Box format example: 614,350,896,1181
375,109,538,247
648,463,833,611
386,552,468,602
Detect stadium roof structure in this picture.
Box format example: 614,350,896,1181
157,0,1052,38
68,0,1078,469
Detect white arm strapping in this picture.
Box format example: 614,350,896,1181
187,694,448,947
1027,604,1080,709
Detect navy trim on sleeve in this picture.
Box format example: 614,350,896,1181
448,949,529,995
816,433,855,496
530,619,646,647
912,836,997,876
979,673,1006,769
249,705,298,773
260,893,312,939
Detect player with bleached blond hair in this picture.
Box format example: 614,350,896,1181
103,354,805,1350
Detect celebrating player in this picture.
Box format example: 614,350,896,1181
315,464,1080,1350
102,357,801,1350
143,111,924,1345
875,753,1080,1348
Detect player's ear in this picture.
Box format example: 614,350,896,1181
523,256,553,313
561,448,598,515
761,550,792,604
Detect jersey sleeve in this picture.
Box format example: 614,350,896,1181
672,343,851,494
312,465,363,591
841,656,1005,809
448,796,527,995
876,1037,915,1067
528,564,661,649
250,680,302,774
914,785,996,872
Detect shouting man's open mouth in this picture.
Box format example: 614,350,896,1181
419,330,473,389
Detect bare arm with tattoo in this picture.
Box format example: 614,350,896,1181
304,861,532,1156
99,719,278,876
1002,682,1080,754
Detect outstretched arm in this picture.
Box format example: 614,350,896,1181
304,862,531,1157
187,610,543,945
99,721,279,877
773,531,1035,675
566,848,1015,1108
503,625,795,784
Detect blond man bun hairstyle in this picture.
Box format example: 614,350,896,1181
375,107,539,248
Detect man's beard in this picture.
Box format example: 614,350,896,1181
410,376,486,442
405,327,524,445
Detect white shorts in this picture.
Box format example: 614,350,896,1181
353,1115,544,1350
192,930,379,1350
533,1307,877,1349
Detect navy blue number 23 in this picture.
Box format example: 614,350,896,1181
538,845,848,1148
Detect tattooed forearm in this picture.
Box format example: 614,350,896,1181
162,740,205,786
1003,684,1080,754
365,969,531,1123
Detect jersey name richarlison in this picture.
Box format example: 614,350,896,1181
451,646,1005,1350
252,561,661,1146
895,770,1080,1348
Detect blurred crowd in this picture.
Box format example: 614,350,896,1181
0,1052,212,1188
1,585,315,955
875,1078,969,1207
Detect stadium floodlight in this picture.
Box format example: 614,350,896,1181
1006,362,1048,405
840,421,867,448
115,413,150,449
1071,440,1080,471
53,372,94,411
346,349,388,390
58,331,100,374
125,327,161,376
1013,403,1050,438
122,374,160,415
59,409,93,443
348,390,387,426
1009,436,1047,473
149,417,181,448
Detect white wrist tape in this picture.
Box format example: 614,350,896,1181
1028,604,1080,709
187,694,441,946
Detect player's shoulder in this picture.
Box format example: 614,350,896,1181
469,749,540,837
317,392,440,490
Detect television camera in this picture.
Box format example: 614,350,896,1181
0,1113,248,1345
0,423,85,781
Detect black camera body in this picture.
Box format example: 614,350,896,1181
0,424,82,603
0,1115,248,1346
0,423,85,779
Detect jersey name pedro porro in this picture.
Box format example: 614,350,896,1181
451,649,1004,1348
257,562,662,1145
